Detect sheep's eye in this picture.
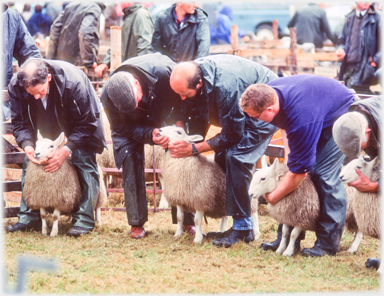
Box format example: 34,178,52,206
49,145,54,148
177,131,182,135
356,166,362,170
260,177,266,181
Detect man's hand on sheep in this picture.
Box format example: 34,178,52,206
347,168,379,193
152,128,169,149
24,146,42,165
41,147,71,173
168,140,193,158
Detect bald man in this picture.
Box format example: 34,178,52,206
169,54,278,247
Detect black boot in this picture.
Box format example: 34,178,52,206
365,258,381,270
212,228,254,248
261,224,305,252
261,223,283,251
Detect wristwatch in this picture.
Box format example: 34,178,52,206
191,144,198,156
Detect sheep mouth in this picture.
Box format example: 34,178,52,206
339,177,349,183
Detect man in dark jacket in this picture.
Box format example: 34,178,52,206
287,3,338,48
95,3,154,77
169,55,278,247
151,2,210,63
2,2,41,121
100,53,196,239
336,2,381,94
333,96,381,270
6,58,107,237
47,1,105,68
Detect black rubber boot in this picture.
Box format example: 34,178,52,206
261,223,283,251
365,258,381,270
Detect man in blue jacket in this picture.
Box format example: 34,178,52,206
2,2,41,121
240,75,355,256
169,55,278,247
6,58,106,237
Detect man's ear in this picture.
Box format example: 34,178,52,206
196,79,203,89
47,73,52,82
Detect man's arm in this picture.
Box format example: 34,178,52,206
14,14,41,64
264,171,307,205
194,13,210,59
47,10,64,60
133,10,154,56
348,168,379,193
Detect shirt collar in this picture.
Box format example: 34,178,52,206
356,9,368,17
173,7,189,28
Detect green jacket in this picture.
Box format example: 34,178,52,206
101,4,154,67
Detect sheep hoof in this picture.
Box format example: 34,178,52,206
254,231,261,241
347,247,357,253
282,250,293,257
193,235,203,244
42,229,48,236
275,247,285,255
50,230,58,237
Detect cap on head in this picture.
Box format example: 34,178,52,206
105,72,136,113
333,112,363,159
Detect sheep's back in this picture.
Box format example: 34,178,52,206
268,175,319,231
24,160,81,213
163,153,226,218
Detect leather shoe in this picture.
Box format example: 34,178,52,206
365,258,381,270
67,226,89,237
6,223,32,233
130,226,146,239
207,228,233,239
213,228,254,248
301,246,334,257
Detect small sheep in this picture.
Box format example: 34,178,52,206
23,131,107,237
158,126,260,244
249,157,356,256
339,156,381,273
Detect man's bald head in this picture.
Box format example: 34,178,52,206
170,62,203,99
17,58,49,89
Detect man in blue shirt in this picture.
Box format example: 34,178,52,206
240,74,355,257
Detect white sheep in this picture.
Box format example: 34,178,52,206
339,155,381,274
23,131,107,237
249,157,357,256
158,126,260,244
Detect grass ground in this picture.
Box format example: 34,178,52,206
3,197,381,294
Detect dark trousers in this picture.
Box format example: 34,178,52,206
18,149,99,231
215,121,277,218
122,144,194,226
311,126,347,253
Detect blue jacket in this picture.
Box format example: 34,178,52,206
2,4,41,88
26,12,52,37
338,5,381,86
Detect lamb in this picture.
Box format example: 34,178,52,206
23,131,107,237
249,157,357,256
339,156,381,274
158,126,260,244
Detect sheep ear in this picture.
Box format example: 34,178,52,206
261,155,269,168
271,158,279,168
37,130,43,141
372,156,380,167
54,132,65,148
187,134,204,143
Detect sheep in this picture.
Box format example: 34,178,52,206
23,131,107,237
339,156,381,273
158,126,260,244
249,157,357,256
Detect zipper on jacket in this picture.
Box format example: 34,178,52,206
28,104,35,131
73,100,81,115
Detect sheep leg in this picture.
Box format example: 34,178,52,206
158,175,169,209
40,208,48,236
49,209,61,237
276,224,290,255
347,231,363,253
95,207,102,227
219,216,229,232
252,211,261,241
283,227,302,257
174,205,184,239
193,211,204,244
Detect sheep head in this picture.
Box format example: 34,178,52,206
339,155,380,183
34,130,65,159
158,126,204,145
249,158,288,199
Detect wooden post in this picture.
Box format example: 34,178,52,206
289,27,297,74
110,26,122,71
272,20,278,40
231,25,238,51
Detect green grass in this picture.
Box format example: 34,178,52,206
3,203,382,294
